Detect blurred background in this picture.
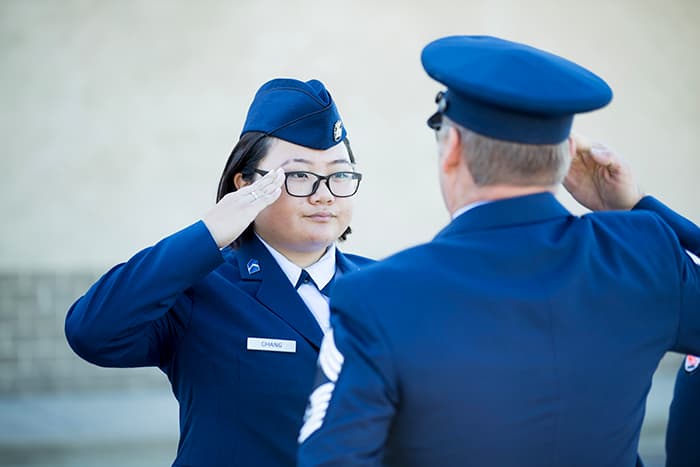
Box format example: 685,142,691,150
1,0,698,465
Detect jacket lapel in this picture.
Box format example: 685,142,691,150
235,237,324,350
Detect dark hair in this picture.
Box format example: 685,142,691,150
216,133,356,248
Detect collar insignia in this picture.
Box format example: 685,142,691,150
246,259,261,275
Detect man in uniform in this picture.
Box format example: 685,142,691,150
297,35,700,467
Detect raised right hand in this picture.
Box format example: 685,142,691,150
203,168,285,248
563,134,643,212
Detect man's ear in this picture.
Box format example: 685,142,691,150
233,173,249,190
440,126,462,173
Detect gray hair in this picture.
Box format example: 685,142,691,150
441,117,570,186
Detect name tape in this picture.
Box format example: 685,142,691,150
247,337,297,353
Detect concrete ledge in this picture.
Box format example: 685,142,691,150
0,389,178,448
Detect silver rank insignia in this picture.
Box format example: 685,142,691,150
333,120,343,142
246,259,261,275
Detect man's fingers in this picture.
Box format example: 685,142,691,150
571,132,592,155
571,135,616,171
589,144,615,168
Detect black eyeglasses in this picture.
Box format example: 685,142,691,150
254,169,363,198
427,90,448,131
427,112,443,131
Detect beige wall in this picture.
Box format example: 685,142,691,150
2,0,698,270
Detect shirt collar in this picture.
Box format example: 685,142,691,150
255,234,336,289
451,200,492,220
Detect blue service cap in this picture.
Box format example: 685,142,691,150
421,35,613,144
241,78,347,150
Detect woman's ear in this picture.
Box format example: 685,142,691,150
233,173,249,190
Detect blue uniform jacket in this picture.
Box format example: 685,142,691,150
298,193,700,467
65,221,373,466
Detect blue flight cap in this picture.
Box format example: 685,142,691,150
241,78,347,150
421,35,613,144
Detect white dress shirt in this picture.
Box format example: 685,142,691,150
452,200,491,220
256,235,336,334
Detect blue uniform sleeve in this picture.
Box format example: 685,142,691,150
634,196,700,256
65,221,224,368
633,197,700,354
632,197,700,464
298,276,399,467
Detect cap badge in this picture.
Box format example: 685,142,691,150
685,354,699,373
333,120,343,142
246,259,261,275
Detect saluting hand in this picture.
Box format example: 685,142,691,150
563,134,643,212
203,168,285,248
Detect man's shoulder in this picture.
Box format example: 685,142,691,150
583,208,661,222
336,242,435,287
575,209,687,266
582,208,674,238
339,252,376,268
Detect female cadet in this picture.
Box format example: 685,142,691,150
65,78,372,466
667,354,700,467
